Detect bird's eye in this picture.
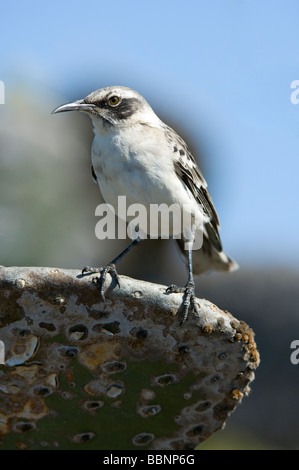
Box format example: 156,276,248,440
108,96,120,106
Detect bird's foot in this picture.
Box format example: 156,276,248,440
82,263,120,301
166,281,200,325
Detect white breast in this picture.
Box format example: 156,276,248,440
91,124,207,238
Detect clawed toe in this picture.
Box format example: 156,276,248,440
165,284,184,294
83,263,120,301
82,265,102,275
166,281,200,325
180,282,200,325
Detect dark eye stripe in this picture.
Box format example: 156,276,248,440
87,96,141,120
111,97,141,119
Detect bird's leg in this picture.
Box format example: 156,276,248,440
82,237,141,301
166,244,200,324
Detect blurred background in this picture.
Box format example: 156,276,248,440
1,0,299,449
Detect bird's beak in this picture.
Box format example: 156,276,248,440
52,99,95,114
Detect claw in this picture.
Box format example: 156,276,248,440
166,281,200,325
165,284,184,294
83,263,120,300
82,265,102,275
180,281,200,325
98,263,120,301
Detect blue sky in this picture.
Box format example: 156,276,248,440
1,0,299,268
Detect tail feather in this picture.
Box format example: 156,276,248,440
176,229,238,276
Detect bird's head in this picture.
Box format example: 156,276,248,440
52,86,159,130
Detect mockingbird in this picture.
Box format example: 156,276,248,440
53,86,237,323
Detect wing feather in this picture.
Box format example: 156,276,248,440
163,124,223,252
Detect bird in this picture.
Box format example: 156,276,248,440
52,86,238,323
